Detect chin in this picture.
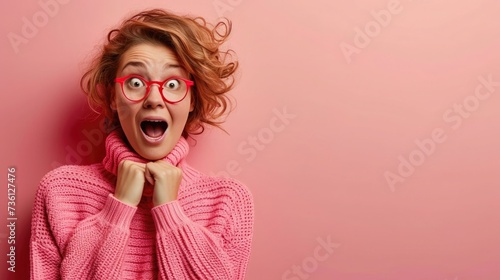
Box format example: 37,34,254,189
138,145,174,161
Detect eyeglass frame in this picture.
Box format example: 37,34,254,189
114,74,195,104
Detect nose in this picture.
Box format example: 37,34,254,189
143,83,165,109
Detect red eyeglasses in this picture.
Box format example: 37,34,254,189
115,74,194,104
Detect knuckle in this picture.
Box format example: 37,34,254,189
121,160,133,168
131,164,142,172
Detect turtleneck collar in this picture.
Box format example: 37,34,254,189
102,129,189,176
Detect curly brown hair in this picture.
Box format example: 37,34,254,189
81,9,238,137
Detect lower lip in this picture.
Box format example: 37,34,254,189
141,129,167,144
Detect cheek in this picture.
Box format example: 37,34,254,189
189,92,195,112
110,86,119,109
169,102,191,125
116,100,136,122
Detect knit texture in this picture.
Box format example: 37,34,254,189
30,130,254,279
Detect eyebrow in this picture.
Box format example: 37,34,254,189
121,61,181,72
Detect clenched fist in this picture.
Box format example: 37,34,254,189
145,161,182,206
114,160,182,207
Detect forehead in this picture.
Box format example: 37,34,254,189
118,43,180,71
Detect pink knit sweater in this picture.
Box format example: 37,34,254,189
30,130,254,279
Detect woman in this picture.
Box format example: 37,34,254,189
30,9,254,280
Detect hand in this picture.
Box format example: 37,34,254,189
114,160,146,206
145,161,182,206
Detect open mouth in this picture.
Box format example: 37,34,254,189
140,120,168,141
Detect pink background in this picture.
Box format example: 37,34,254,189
1,0,500,279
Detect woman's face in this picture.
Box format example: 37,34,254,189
112,43,193,160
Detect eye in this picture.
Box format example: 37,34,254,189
127,77,145,88
165,79,181,90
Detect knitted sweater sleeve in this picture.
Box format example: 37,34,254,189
151,178,254,279
30,171,137,280
59,194,136,279
30,176,62,279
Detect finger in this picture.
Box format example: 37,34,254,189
150,160,173,170
119,160,146,170
144,166,154,185
145,162,169,185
